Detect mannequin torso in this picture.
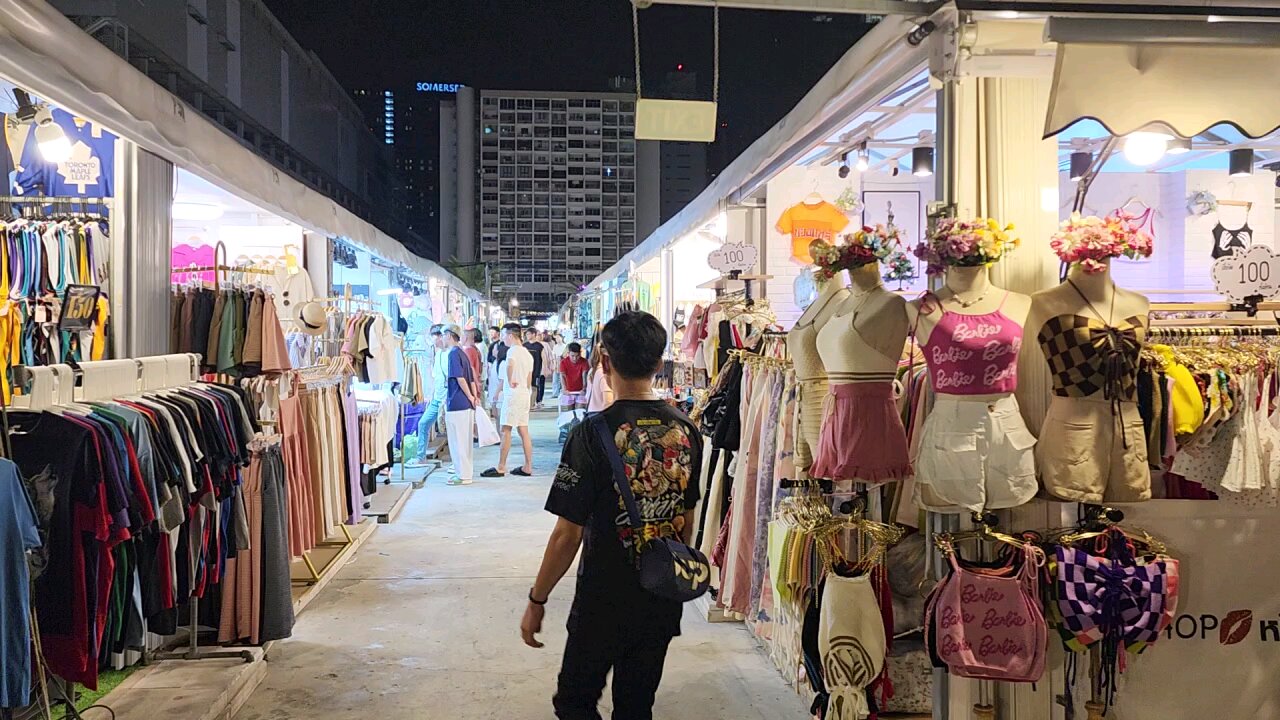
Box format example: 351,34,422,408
788,274,850,381
1025,260,1150,342
907,266,1030,401
816,263,907,381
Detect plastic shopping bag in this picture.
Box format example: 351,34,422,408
475,407,501,447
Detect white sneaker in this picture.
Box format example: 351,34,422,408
446,477,473,486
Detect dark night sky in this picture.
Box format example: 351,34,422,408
262,0,871,174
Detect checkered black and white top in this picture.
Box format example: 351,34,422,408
1037,315,1146,401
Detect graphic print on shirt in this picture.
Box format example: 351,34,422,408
610,420,697,557
930,318,1021,392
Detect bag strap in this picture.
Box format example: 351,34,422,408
589,414,643,529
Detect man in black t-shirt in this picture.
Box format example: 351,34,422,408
524,329,546,410
522,311,702,720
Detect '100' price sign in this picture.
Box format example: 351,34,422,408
1211,245,1280,303
59,284,102,332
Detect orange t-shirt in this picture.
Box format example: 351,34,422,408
776,201,851,264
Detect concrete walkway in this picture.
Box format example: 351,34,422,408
235,412,811,720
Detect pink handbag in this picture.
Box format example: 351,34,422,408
925,543,1047,683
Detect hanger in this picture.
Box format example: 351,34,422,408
933,511,1028,552
1053,506,1168,556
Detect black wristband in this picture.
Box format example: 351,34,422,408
528,589,547,606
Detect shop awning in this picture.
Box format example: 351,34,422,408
0,1,479,300
1044,20,1280,139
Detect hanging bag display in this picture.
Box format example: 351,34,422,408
925,542,1047,683
589,414,710,602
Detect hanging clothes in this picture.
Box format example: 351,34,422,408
5,380,278,690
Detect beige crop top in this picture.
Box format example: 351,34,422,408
815,303,899,382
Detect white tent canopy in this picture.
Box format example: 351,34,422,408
0,0,478,299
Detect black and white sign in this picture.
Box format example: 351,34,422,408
707,242,758,275
1211,244,1280,303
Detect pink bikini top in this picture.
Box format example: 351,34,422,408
921,292,1022,395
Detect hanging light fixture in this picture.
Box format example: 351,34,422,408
1122,131,1173,166
1229,148,1255,177
855,141,870,172
837,152,850,179
12,89,71,163
1069,151,1092,182
912,145,934,177
1167,137,1193,155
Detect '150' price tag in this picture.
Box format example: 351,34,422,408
59,284,102,333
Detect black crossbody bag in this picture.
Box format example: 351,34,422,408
589,414,710,602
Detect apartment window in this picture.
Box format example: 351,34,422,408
500,98,516,110
534,98,550,109
517,98,533,109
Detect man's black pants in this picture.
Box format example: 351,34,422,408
553,623,674,720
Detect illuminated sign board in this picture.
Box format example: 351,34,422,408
416,82,463,93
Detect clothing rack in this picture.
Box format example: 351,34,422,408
1148,325,1280,337
15,353,258,665
288,366,358,585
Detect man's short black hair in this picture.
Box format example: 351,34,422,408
489,325,500,333
471,328,483,343
429,324,443,336
501,322,522,335
601,311,665,380
567,342,582,354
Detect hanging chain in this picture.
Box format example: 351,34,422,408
713,0,720,104
632,0,644,99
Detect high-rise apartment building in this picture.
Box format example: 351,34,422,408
353,84,457,261
476,90,654,311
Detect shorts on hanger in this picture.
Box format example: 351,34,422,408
1037,396,1150,504
913,394,1038,513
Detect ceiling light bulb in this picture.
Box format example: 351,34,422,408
1069,151,1092,182
912,146,934,177
33,107,71,163
1229,148,1255,177
1122,132,1172,166
855,146,870,172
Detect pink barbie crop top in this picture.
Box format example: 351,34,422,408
921,293,1022,395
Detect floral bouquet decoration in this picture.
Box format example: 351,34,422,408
914,217,1020,275
812,224,902,281
1050,212,1153,273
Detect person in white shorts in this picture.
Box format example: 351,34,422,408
482,322,535,477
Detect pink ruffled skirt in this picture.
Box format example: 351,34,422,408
809,381,912,484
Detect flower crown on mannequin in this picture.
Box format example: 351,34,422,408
913,217,1020,276
811,225,902,281
1050,212,1154,273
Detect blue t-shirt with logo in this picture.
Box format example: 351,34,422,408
446,346,475,412
13,108,116,197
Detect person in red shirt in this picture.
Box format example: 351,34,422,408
462,328,484,384
558,343,589,413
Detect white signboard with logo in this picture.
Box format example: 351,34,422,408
1097,501,1280,718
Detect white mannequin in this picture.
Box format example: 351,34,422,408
906,265,1032,352
1026,259,1150,336
818,262,908,374
789,267,849,477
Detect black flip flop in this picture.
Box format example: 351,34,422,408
480,467,505,478
511,468,533,477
